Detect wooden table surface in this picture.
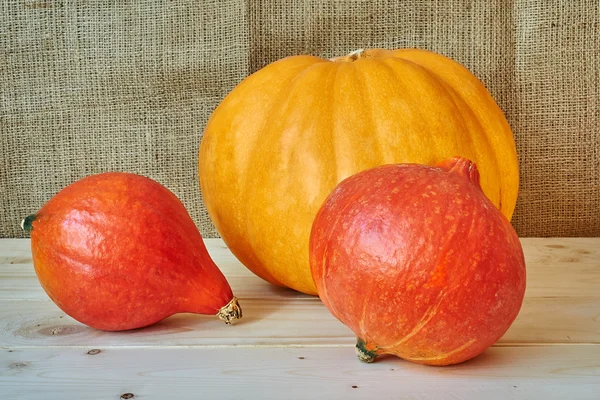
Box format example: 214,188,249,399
1,238,599,399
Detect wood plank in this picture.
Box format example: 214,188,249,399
502,296,600,344
1,294,598,348
1,238,599,301
0,238,598,347
0,238,31,260
522,238,600,297
1,346,599,400
0,298,351,347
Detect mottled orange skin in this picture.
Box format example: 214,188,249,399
27,173,234,331
310,158,526,366
199,48,520,295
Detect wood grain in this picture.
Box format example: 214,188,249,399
0,294,598,348
2,238,598,300
1,238,599,398
1,238,599,348
1,346,599,400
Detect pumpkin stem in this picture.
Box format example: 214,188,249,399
21,214,37,232
356,338,378,363
347,48,365,61
216,296,242,324
330,49,366,62
436,156,481,188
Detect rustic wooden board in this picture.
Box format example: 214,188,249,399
1,238,599,399
1,294,598,348
1,239,599,348
2,238,598,300
2,346,600,400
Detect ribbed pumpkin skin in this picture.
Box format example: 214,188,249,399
199,48,519,295
27,173,235,331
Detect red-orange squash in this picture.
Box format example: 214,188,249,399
310,157,526,365
22,172,242,331
199,48,519,295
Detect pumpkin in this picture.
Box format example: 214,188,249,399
309,157,526,365
22,172,242,331
199,48,519,295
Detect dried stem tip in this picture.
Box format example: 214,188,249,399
21,214,36,232
217,296,242,324
356,338,378,363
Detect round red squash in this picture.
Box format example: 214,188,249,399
310,157,526,365
22,172,242,331
199,48,520,295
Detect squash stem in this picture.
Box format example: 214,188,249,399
217,296,242,324
21,214,36,232
356,338,378,363
330,49,366,62
347,48,365,60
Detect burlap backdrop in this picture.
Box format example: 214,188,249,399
1,0,598,238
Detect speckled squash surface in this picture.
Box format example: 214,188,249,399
310,157,526,365
23,172,241,331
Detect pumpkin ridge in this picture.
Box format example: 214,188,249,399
384,56,504,215
201,57,325,289
382,56,471,157
433,79,502,207
291,63,341,294
392,50,518,219
289,62,342,293
240,62,334,290
326,61,344,186
347,60,387,168
235,68,302,286
404,60,503,211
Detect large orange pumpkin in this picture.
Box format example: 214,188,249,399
199,48,519,295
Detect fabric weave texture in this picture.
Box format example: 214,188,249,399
1,0,598,237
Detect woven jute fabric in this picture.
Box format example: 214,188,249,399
1,0,598,238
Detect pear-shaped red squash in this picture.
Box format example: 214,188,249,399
22,172,241,331
310,157,526,366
